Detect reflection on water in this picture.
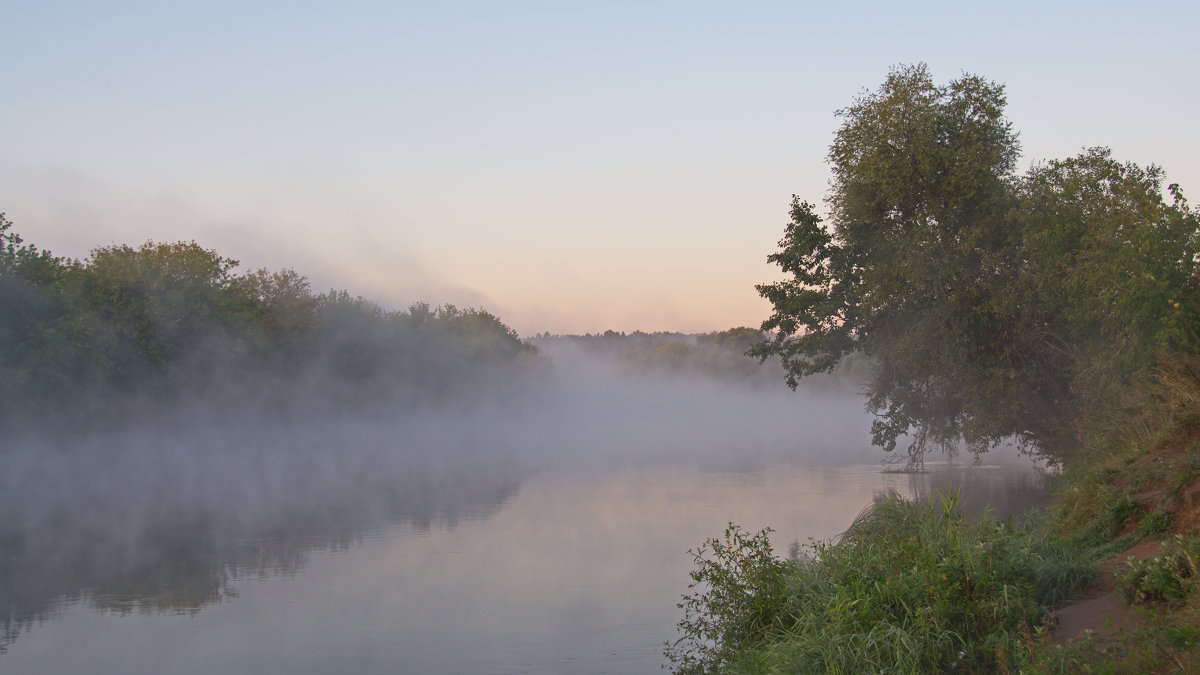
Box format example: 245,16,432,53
906,455,1055,520
0,436,1050,673
0,421,527,656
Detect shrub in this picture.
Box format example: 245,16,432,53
1118,535,1200,604
664,524,795,675
667,494,1097,673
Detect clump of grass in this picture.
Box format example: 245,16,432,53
1068,490,1146,552
1139,511,1173,537
1056,456,1144,540
1110,493,1140,525
666,492,1097,674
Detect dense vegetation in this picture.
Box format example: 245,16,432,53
666,499,1096,674
751,64,1200,466
0,215,544,432
669,358,1200,673
671,65,1200,673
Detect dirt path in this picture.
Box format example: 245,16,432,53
1051,540,1161,644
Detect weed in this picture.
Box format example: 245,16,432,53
1110,492,1139,525
1181,453,1200,482
1117,535,1200,605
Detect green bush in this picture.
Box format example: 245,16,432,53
667,494,1097,673
665,524,795,675
1117,535,1200,604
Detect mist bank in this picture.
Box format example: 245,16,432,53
0,351,878,656
530,329,870,392
1,214,886,657
1,213,876,443
0,417,527,653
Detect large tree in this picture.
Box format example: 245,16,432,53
752,65,1200,464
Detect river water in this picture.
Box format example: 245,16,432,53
0,384,1051,674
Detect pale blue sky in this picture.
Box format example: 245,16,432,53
3,1,1197,334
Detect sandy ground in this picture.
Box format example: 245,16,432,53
1052,540,1163,644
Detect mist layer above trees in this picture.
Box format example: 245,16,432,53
752,63,1200,465
0,219,545,432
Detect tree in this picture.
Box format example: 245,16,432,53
237,267,319,367
1009,148,1200,444
0,214,87,412
751,65,1200,464
74,241,250,384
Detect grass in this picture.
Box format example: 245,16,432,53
666,493,1096,674
1033,355,1200,673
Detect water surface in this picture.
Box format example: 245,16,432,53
1,448,1047,674
0,379,1052,673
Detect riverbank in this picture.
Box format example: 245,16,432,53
666,358,1200,673
1037,356,1200,672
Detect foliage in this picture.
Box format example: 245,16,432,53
1037,350,1200,672
0,215,544,430
1117,536,1200,605
667,494,1097,674
665,524,795,675
1032,623,1200,675
752,64,1200,463
1140,511,1173,537
1,214,86,409
1009,148,1200,452
72,240,252,385
1056,352,1200,550
618,327,782,386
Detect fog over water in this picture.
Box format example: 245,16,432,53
0,339,1049,672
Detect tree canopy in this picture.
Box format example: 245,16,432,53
0,215,544,431
751,64,1200,464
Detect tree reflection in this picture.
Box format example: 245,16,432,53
902,455,1055,520
0,429,526,653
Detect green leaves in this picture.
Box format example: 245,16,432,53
668,497,1098,673
755,65,1200,461
665,524,794,675
0,217,544,429
752,199,854,385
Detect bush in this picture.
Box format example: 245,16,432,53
667,494,1097,673
1118,535,1200,605
665,524,795,675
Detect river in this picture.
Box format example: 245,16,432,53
0,383,1050,673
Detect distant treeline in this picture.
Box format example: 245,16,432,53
0,215,544,430
529,328,870,389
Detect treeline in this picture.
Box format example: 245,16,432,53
530,329,695,362
618,328,778,385
530,328,867,388
0,215,544,430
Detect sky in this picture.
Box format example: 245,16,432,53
2,1,1197,336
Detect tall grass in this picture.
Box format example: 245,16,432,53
667,493,1096,674
1060,354,1200,538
